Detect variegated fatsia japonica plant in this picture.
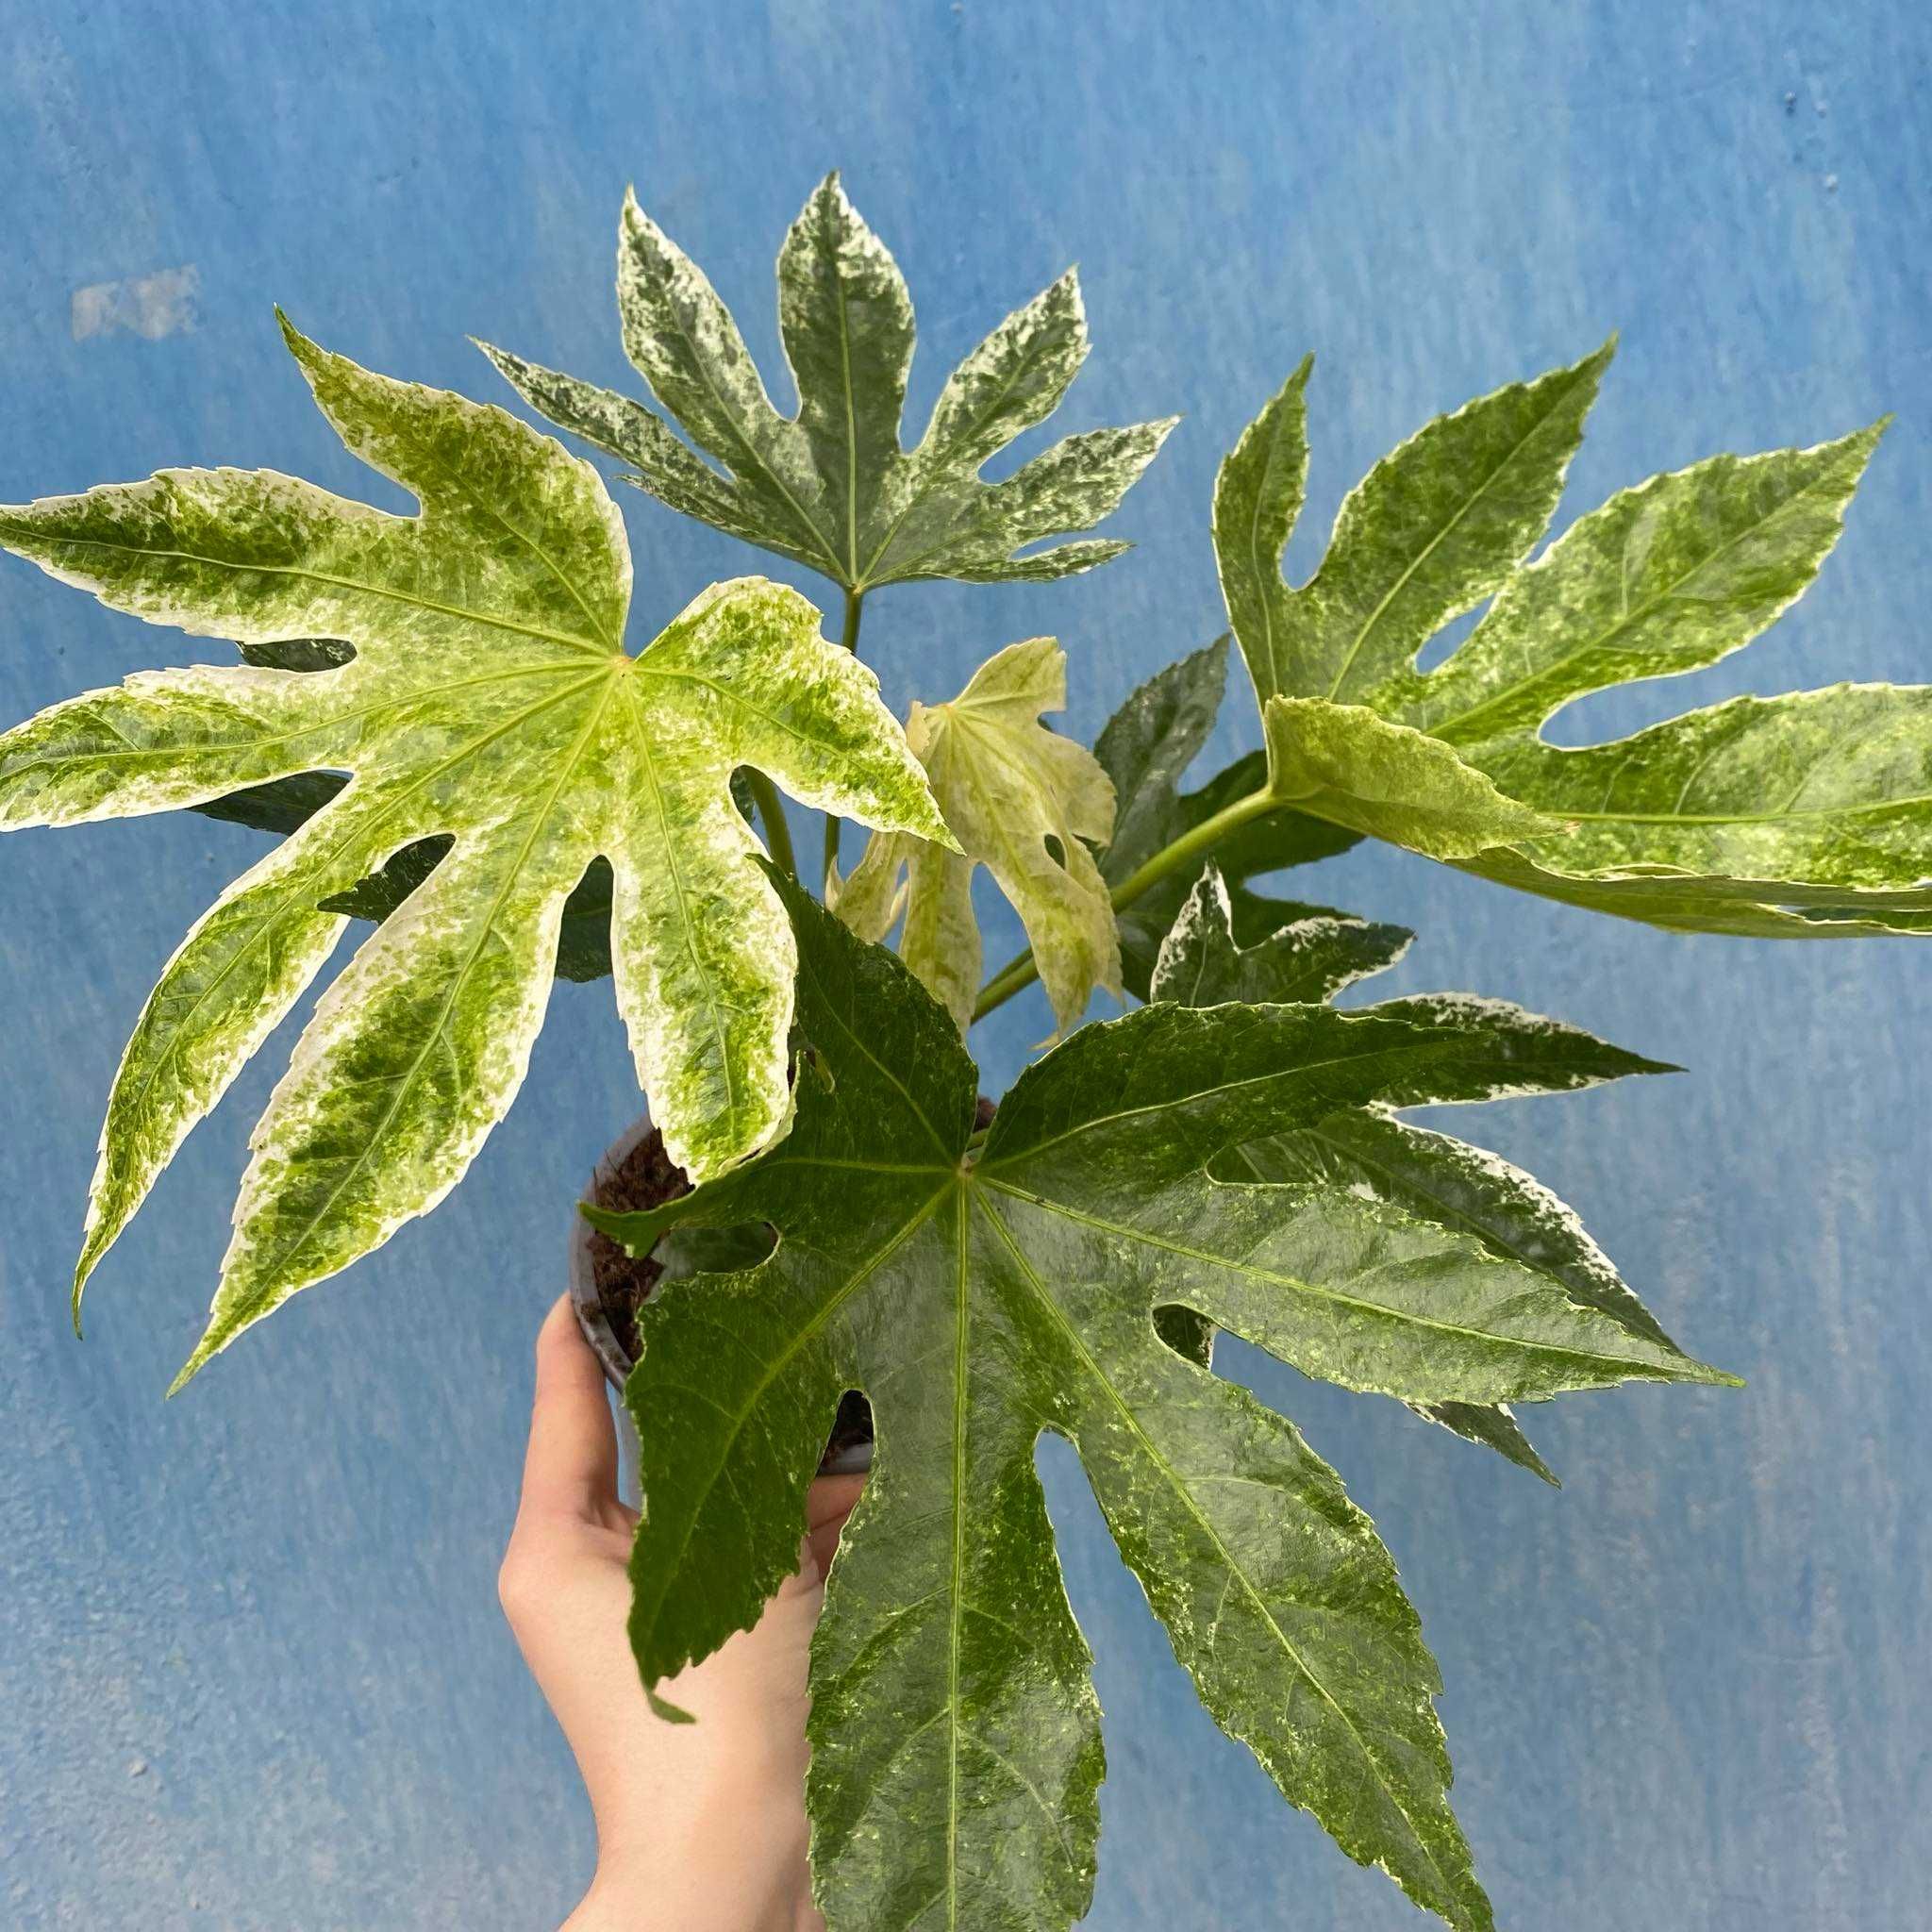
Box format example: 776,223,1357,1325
2,173,1924,1930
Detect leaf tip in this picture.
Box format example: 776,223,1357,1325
169,1302,251,1396
1827,416,1892,477
165,1344,211,1400
580,1198,653,1256
647,1689,697,1724
273,305,309,358
1257,352,1314,412
620,182,655,241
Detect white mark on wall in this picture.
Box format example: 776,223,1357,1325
71,265,200,341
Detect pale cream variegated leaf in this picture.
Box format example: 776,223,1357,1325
1261,695,1567,859
481,173,1176,591
1381,429,1886,744
1213,352,1930,936
0,319,949,1371
840,637,1123,1032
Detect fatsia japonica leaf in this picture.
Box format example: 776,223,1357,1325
1090,634,1362,996
1150,862,1410,1008
1258,694,1566,858
586,870,1734,1932
1214,344,1612,707
480,173,1176,592
0,318,950,1371
1154,866,1690,1487
837,636,1123,1031
1215,346,1932,935
192,736,768,986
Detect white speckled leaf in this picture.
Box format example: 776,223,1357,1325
1391,433,1932,924
841,638,1123,1031
0,320,948,1368
1216,344,1611,707
1385,428,1884,744
1234,1113,1679,1487
1216,357,1931,934
1154,863,1691,1486
590,877,1735,1932
482,173,1175,591
1150,864,1411,1008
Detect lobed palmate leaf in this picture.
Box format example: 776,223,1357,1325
0,319,951,1374
588,868,1734,1931
192,679,774,987
837,636,1124,1032
480,173,1177,593
1213,344,1932,936
1154,864,1693,1486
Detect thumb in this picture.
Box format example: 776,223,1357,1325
803,1470,866,1584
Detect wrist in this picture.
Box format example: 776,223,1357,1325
565,1874,819,1932
566,1814,819,1932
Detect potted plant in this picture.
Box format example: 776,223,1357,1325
2,173,1924,1931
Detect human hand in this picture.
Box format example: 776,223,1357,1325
500,1295,863,1932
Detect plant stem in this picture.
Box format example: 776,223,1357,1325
969,781,1280,1024
821,588,865,893
744,770,798,880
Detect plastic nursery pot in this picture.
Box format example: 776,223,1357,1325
567,1113,874,1478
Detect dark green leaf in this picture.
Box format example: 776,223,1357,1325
1407,1398,1557,1486
589,873,1733,1931
195,768,348,837
1153,874,1686,1486
1091,635,1231,871
236,636,356,673
1150,863,1410,1008
1091,641,1360,996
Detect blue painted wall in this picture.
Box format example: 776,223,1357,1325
2,5,1927,1926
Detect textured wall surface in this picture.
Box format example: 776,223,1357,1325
1,5,1927,1927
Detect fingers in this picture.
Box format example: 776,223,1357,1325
518,1293,621,1520
804,1470,866,1583
513,1293,864,1585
